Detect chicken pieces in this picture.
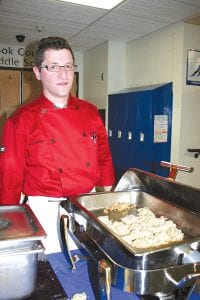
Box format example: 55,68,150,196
98,207,184,249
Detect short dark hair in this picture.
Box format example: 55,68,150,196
34,36,75,67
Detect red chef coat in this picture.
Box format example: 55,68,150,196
0,94,115,204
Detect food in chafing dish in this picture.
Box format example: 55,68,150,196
103,201,135,213
71,292,87,300
98,207,184,249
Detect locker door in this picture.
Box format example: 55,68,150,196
108,93,127,181
136,90,152,172
125,92,139,170
150,82,173,177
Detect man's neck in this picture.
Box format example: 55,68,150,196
44,92,69,108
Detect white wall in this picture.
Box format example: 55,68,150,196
82,40,126,130
83,42,108,108
107,40,126,95
178,23,200,187
83,40,126,108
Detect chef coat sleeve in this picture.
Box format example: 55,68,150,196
96,114,115,187
0,114,25,204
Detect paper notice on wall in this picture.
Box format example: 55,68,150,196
154,115,168,143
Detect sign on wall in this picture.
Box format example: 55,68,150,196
154,115,168,143
186,49,200,86
0,44,34,68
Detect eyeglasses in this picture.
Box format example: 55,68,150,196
40,63,77,72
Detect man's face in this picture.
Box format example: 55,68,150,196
33,48,74,105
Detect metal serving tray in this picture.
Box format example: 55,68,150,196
0,205,46,300
63,176,200,270
0,204,46,245
76,190,200,252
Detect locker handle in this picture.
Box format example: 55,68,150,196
140,132,144,142
128,131,132,140
118,130,122,139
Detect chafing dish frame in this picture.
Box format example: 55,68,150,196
61,168,200,299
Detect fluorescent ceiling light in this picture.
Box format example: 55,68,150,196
56,0,124,10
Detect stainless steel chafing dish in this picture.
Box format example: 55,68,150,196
61,168,200,299
0,204,46,300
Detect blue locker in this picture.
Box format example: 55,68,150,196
134,90,152,172
108,93,128,179
124,91,147,171
108,83,173,180
150,83,172,176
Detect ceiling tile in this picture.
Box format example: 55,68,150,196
0,0,200,51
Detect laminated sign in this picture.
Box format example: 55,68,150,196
154,115,168,143
186,49,200,86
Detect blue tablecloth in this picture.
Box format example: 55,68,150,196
47,250,200,300
47,249,139,300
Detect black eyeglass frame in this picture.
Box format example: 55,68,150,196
40,63,77,72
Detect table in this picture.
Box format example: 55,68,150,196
47,249,200,300
47,249,139,300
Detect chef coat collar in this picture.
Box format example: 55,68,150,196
38,94,79,110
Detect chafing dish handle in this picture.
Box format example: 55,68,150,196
98,259,112,300
177,273,200,288
160,161,193,180
60,214,76,270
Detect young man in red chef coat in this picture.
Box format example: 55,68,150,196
0,36,115,253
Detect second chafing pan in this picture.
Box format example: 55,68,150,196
0,204,46,300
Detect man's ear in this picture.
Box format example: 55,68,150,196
33,66,41,81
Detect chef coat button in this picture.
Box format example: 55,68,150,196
86,162,90,167
82,132,87,137
41,108,47,114
50,138,55,143
58,168,63,173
